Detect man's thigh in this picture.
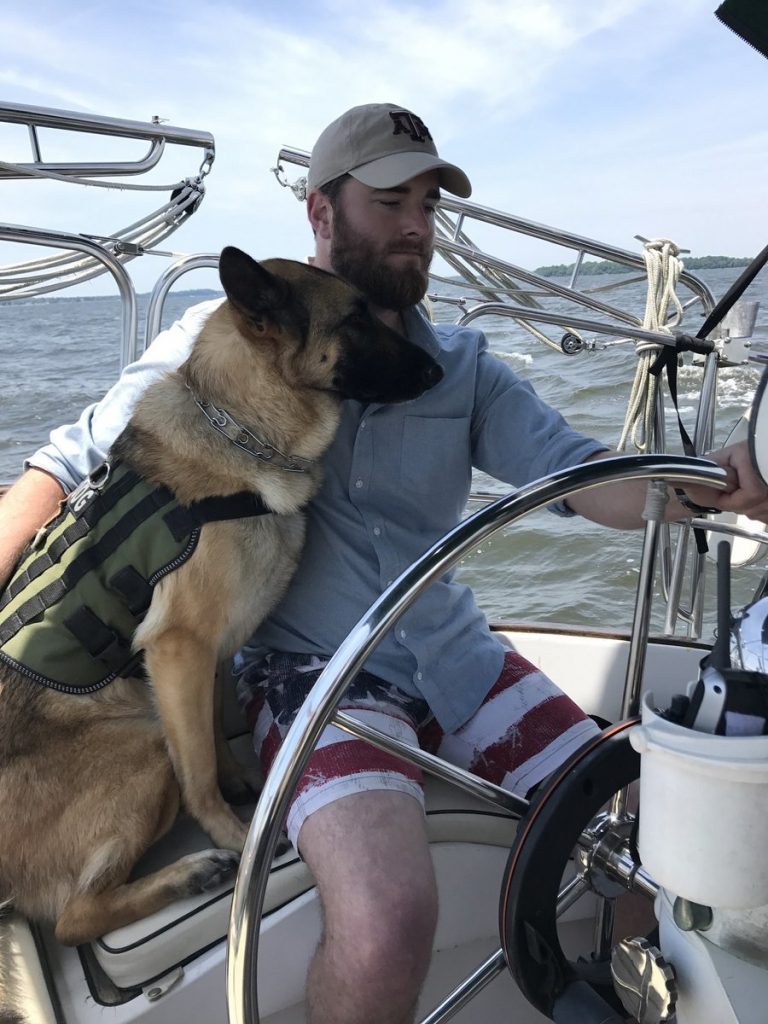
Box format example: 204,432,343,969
419,649,601,798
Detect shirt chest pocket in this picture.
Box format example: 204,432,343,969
400,416,472,516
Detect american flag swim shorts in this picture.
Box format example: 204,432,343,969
237,649,599,848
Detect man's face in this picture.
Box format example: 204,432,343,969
329,172,439,312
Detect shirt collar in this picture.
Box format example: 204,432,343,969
402,305,442,359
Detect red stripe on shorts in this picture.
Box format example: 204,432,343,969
488,652,541,694
469,694,588,785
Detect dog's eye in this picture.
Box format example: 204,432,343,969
319,354,328,363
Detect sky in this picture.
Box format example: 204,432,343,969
1,0,767,296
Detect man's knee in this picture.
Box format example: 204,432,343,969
332,875,438,981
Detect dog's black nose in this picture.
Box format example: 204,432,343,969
422,363,444,388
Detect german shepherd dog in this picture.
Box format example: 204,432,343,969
0,247,442,946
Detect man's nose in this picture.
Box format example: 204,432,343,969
401,205,433,237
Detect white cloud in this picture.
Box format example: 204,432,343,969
1,0,766,293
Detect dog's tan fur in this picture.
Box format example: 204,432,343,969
0,248,440,946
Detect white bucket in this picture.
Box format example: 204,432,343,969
630,694,768,908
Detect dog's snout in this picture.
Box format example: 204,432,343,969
422,363,443,389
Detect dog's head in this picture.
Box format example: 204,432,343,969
217,247,443,404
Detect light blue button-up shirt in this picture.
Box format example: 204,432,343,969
28,299,605,732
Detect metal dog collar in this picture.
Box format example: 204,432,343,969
192,394,314,473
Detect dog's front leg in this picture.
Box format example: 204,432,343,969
145,632,249,851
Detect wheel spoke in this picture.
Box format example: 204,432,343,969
556,872,590,917
418,948,507,1024
332,709,527,816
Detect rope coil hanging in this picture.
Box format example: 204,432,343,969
618,238,685,452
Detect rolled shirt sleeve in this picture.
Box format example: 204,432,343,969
470,336,608,513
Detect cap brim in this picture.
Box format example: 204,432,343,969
350,151,472,198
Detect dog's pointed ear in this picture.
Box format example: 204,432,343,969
218,247,290,330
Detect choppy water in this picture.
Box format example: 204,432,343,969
1,267,767,642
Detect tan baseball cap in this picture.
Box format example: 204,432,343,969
307,102,472,198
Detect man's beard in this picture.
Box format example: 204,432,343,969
330,205,433,311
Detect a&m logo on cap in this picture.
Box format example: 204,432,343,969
389,111,433,143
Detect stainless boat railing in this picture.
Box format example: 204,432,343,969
0,100,215,180
144,253,220,349
0,102,215,299
0,224,139,366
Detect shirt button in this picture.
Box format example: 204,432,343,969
373,526,381,536
359,420,366,430
355,479,363,489
416,671,423,681
399,629,407,639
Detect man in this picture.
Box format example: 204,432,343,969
1,103,767,1024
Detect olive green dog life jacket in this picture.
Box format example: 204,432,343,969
0,461,271,694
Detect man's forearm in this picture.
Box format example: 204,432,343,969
0,468,66,587
565,454,667,528
568,445,766,529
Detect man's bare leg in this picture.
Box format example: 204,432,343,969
299,790,438,1024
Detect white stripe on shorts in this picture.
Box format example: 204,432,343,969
501,717,600,796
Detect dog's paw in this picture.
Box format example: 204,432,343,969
183,849,241,895
196,804,251,852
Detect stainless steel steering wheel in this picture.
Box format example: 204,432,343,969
226,454,728,1024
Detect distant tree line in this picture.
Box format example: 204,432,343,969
534,256,753,277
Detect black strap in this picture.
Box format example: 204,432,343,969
109,565,154,617
190,491,272,521
0,515,92,611
648,341,714,553
164,491,272,542
63,605,143,678
649,338,697,457
697,241,768,341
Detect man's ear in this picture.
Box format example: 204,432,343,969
307,190,333,241
218,247,290,329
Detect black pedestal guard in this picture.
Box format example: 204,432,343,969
500,720,641,1022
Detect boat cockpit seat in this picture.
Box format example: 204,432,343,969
89,733,519,992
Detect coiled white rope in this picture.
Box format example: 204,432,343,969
617,238,685,451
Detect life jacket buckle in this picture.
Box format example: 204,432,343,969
67,462,112,518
